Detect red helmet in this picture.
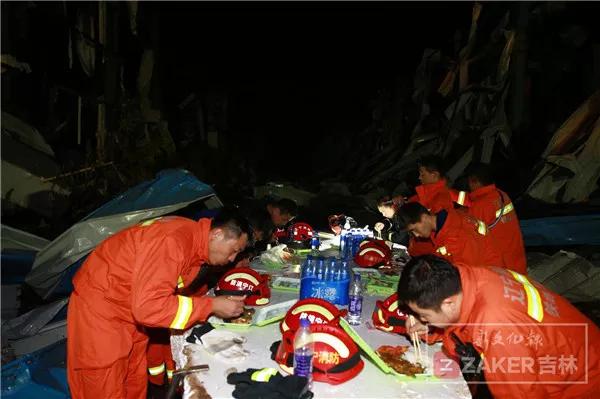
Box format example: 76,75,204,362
215,268,271,306
354,240,391,268
280,298,346,334
288,222,314,242
372,293,409,334
275,324,364,385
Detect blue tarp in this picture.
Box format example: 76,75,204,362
84,169,215,219
520,213,600,247
1,340,69,399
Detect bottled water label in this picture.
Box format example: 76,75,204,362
348,294,363,324
294,352,313,378
349,295,362,315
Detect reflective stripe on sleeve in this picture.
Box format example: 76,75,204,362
457,191,467,206
148,363,166,376
436,246,449,256
509,271,544,322
476,220,487,235
167,369,174,380
177,275,184,289
495,202,514,218
169,295,194,329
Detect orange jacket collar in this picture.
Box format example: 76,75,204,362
415,179,448,203
469,184,497,200
195,218,211,260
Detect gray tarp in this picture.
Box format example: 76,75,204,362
1,225,50,252
25,169,223,299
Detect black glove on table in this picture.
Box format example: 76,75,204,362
227,368,313,399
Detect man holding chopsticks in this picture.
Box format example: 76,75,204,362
397,255,600,399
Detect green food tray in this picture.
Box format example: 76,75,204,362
271,277,301,292
209,299,296,330
339,318,436,382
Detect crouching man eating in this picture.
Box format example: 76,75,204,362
397,255,600,398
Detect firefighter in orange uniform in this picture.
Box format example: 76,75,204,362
404,155,470,256
67,209,251,399
399,255,600,398
145,208,273,387
407,155,470,213
397,202,503,267
466,163,527,275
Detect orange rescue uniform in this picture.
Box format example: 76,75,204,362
146,275,212,386
408,179,456,213
430,209,503,267
434,265,600,398
146,329,175,385
67,217,214,399
468,184,527,275
407,179,464,257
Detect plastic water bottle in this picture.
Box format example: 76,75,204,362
303,255,315,278
339,229,347,256
347,274,363,325
294,318,314,389
338,260,349,281
327,257,337,281
315,257,325,280
344,232,353,259
311,233,320,255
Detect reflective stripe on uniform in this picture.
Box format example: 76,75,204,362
251,368,278,382
177,275,184,289
148,363,165,376
457,191,467,206
495,202,514,218
509,271,544,322
436,246,449,256
167,369,174,380
170,295,193,329
476,220,487,235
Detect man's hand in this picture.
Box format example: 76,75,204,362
374,222,385,232
407,316,429,338
212,296,246,319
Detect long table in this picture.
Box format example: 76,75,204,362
172,285,471,399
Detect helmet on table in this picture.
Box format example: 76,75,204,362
215,267,271,306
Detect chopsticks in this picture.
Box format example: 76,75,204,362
409,315,422,362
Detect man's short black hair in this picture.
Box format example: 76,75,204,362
397,255,462,310
211,207,252,239
377,195,395,208
465,162,495,186
264,196,279,208
245,208,274,240
273,198,298,217
418,155,446,176
396,202,430,229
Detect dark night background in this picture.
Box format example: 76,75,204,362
2,1,600,236
2,4,600,394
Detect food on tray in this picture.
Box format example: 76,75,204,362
376,345,425,376
225,308,255,324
